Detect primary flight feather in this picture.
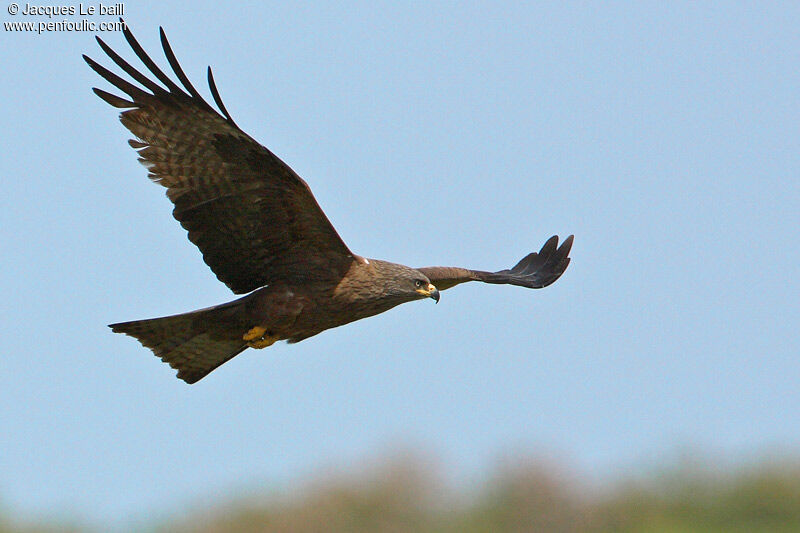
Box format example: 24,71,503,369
87,22,573,383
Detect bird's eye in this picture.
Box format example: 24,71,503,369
415,280,423,288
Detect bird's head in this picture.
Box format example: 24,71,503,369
370,260,440,303
412,276,440,303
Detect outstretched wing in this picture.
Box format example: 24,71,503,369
85,22,356,294
418,235,573,291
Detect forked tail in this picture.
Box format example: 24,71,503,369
110,302,248,384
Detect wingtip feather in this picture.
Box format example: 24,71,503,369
92,87,135,108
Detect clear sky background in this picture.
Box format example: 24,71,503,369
1,1,798,526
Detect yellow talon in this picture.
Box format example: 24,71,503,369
243,326,279,349
243,326,268,342
248,336,278,349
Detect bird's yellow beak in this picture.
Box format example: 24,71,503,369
416,282,440,303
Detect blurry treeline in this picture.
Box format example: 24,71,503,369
4,451,800,532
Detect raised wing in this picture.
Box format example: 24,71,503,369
418,235,573,291
85,22,356,293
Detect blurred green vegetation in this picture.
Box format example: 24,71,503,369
4,452,800,532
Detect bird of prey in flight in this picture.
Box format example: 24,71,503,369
86,22,573,383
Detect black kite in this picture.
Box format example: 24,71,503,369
87,24,573,383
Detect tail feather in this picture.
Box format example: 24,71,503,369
110,305,247,384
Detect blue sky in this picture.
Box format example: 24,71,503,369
1,1,798,525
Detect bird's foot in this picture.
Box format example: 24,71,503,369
243,326,279,349
243,326,268,341
248,336,278,349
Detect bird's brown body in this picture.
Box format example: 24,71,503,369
247,258,436,344
90,22,573,383
114,258,441,382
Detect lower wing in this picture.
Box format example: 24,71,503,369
418,235,573,291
